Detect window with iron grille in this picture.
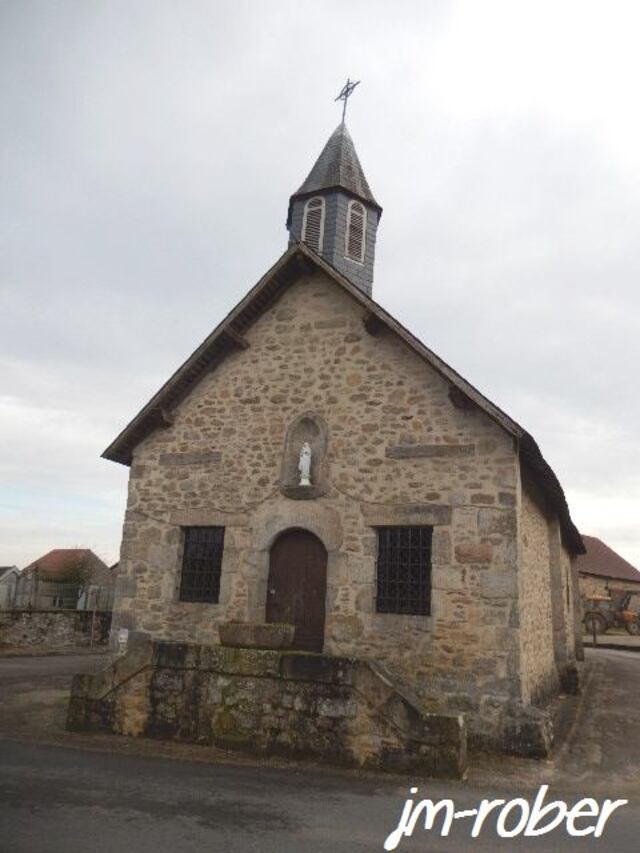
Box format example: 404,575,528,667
302,196,325,252
345,200,366,263
179,527,225,603
375,526,432,615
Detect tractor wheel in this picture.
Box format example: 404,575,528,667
625,618,640,636
584,613,607,635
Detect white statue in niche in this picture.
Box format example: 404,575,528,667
298,442,312,486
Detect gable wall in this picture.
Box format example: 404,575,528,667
112,270,526,746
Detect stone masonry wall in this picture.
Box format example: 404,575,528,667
518,489,559,704
558,543,577,666
0,610,111,647
579,574,640,599
111,270,528,747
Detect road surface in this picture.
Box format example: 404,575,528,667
0,648,638,852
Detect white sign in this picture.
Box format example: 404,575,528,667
117,627,129,656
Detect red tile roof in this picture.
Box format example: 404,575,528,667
22,549,108,581
575,536,640,584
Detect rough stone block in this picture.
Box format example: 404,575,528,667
480,572,517,598
503,705,553,758
218,621,295,651
362,504,452,526
455,542,492,564
478,508,517,536
385,444,475,459
158,451,222,467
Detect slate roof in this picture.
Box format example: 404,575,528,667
287,123,381,226
102,241,584,556
575,536,640,584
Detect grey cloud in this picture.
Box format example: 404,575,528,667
2,1,639,566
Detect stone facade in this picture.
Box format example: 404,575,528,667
108,268,580,752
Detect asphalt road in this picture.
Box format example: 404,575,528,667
0,648,638,852
0,652,105,684
2,738,638,853
0,652,107,737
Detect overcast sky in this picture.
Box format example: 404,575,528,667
2,0,640,569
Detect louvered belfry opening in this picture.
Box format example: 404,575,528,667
346,201,366,262
302,197,325,252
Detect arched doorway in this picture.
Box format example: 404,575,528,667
266,529,327,652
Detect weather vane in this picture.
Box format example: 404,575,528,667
335,78,360,123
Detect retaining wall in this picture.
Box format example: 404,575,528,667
0,610,112,648
67,641,467,778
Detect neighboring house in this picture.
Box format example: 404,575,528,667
0,566,20,609
15,549,114,610
102,121,584,753
576,535,640,598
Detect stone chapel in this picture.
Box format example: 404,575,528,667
101,121,585,756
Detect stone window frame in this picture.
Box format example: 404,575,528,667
301,196,326,253
178,526,226,604
374,525,433,616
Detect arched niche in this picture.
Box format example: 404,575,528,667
280,412,329,499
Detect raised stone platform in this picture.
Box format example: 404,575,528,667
67,641,467,778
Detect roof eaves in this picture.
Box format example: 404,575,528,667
102,244,309,465
519,433,585,556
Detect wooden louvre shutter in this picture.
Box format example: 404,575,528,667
346,202,366,262
302,197,324,252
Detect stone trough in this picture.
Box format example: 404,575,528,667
218,620,295,650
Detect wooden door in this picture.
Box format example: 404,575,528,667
266,529,327,652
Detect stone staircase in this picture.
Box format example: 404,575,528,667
67,641,467,778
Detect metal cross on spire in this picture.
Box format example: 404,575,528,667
335,78,360,123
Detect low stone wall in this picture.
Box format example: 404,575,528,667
0,610,112,648
67,641,467,778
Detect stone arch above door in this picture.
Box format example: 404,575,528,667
252,502,343,554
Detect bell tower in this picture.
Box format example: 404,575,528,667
286,121,382,297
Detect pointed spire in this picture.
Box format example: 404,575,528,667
289,123,381,220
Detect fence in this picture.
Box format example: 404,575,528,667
9,575,114,613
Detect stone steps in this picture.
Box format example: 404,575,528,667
67,641,467,779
